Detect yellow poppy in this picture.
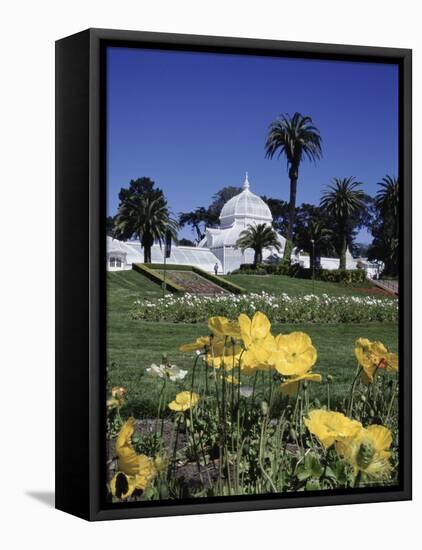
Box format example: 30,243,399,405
238,312,276,372
206,338,242,370
107,397,120,410
109,454,157,500
208,316,241,339
304,409,362,449
240,340,276,373
355,338,399,384
107,386,126,410
131,455,157,490
271,332,317,376
280,373,322,396
179,335,212,352
115,417,156,481
336,424,393,480
111,386,126,400
109,471,135,500
168,391,200,412
238,312,272,349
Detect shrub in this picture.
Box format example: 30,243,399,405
319,268,366,284
133,263,246,294
231,263,366,285
131,291,398,324
132,263,183,293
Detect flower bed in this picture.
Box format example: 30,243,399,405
107,312,399,502
130,291,398,324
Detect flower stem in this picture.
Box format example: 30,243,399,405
354,470,362,488
347,365,362,417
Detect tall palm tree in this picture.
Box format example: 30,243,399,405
375,176,399,237
265,112,322,264
368,176,399,276
295,219,334,272
236,223,282,267
320,177,365,269
115,190,177,264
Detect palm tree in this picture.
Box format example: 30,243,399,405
320,177,365,269
115,190,177,264
375,176,399,237
236,223,282,267
368,176,399,276
265,112,322,264
295,219,334,272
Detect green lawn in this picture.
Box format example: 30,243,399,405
107,270,398,418
224,273,383,297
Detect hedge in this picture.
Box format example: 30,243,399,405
133,263,246,294
231,263,367,284
132,263,184,293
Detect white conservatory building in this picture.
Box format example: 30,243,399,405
197,173,286,273
107,173,361,275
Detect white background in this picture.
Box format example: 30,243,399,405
0,0,419,547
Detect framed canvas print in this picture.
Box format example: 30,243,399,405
55,28,412,521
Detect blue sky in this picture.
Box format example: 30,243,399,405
106,47,398,243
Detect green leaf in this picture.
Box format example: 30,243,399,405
305,478,321,491
297,468,311,481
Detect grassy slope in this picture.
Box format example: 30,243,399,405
107,271,398,417
224,273,382,297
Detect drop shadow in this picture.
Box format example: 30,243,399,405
26,491,55,508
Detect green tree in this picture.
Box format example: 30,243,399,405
320,177,365,269
106,215,116,237
207,186,241,225
179,207,211,242
114,177,177,264
375,175,399,235
179,187,241,240
295,218,335,272
367,176,399,276
265,112,322,264
236,223,282,267
261,196,289,234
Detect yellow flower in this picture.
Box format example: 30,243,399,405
111,386,126,400
280,373,322,396
132,455,157,490
205,338,242,370
336,424,393,480
179,335,212,352
107,386,126,410
154,453,169,473
355,338,399,384
109,454,157,500
304,409,362,449
107,397,120,410
208,316,241,339
239,311,272,349
271,332,317,376
115,417,156,484
109,471,135,500
238,312,275,372
168,391,200,412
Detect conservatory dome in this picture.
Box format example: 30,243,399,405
219,173,273,229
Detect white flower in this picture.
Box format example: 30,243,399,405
146,363,188,382
166,365,188,381
146,363,165,378
239,386,254,398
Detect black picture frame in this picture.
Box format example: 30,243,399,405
55,28,412,521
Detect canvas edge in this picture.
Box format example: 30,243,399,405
55,28,412,522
